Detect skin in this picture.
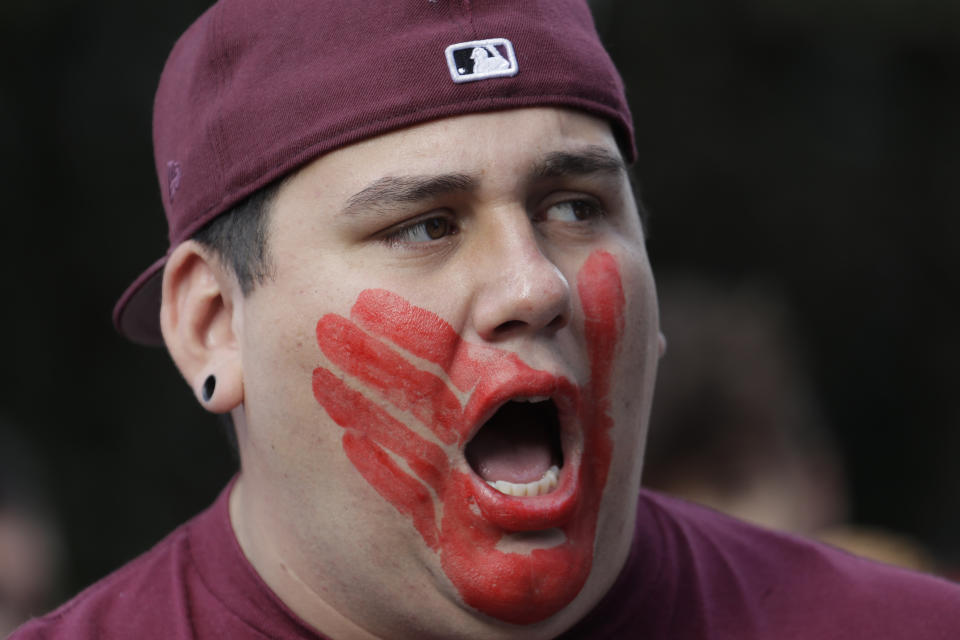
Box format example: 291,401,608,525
312,250,622,624
161,107,662,639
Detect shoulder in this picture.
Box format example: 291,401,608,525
10,519,198,640
640,490,960,638
9,480,307,640
563,491,960,639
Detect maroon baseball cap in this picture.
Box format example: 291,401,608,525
114,0,636,345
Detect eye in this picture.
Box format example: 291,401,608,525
543,198,606,222
382,215,459,246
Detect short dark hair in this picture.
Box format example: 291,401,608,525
192,178,285,456
193,179,285,294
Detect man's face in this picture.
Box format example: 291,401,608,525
231,108,661,638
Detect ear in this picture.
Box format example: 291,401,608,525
658,331,668,359
160,240,244,414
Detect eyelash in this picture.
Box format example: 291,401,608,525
541,198,607,223
381,215,459,247
379,196,608,247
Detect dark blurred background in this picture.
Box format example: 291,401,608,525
0,0,957,614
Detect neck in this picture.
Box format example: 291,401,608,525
228,475,382,640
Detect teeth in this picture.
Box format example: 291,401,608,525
515,395,550,403
486,465,559,497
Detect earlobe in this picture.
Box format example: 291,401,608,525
196,365,243,414
201,375,217,402
658,331,667,359
160,241,244,414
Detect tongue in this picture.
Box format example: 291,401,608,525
466,404,556,484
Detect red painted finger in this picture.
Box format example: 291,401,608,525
316,314,462,445
351,290,461,371
352,289,535,394
312,367,449,493
577,250,625,400
574,250,625,497
342,431,439,550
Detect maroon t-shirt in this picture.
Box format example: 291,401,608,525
12,480,960,639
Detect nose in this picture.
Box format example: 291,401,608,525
469,223,572,342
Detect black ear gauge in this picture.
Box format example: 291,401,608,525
202,375,217,402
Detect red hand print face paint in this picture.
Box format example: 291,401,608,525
312,250,625,624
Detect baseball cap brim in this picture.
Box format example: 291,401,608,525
113,256,166,346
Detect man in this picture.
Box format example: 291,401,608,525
12,1,960,638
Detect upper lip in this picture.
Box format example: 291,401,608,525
458,370,579,451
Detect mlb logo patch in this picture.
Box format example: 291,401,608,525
445,38,519,84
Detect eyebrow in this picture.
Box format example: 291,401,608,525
340,146,626,216
531,146,627,180
342,173,475,216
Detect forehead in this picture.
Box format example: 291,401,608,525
279,107,624,203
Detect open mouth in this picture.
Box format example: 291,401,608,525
465,398,564,497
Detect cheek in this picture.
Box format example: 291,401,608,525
596,246,659,386
603,255,659,485
613,243,658,322
575,247,656,478
240,303,347,467
622,265,660,409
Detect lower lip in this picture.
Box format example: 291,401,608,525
439,469,595,625
467,459,580,532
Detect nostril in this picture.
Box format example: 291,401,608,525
493,313,566,336
494,319,526,334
